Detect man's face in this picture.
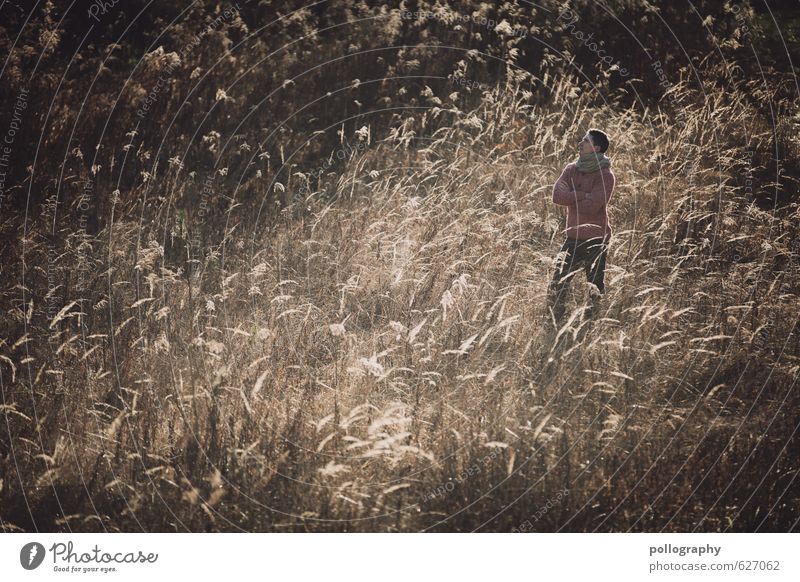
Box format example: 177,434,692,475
578,133,600,155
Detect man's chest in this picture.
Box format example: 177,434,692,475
569,171,596,191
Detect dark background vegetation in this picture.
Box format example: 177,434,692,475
1,0,798,224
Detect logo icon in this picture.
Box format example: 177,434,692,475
20,542,46,570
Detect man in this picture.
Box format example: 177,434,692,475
547,128,616,325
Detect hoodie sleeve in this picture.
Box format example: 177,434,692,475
573,168,615,214
552,164,579,206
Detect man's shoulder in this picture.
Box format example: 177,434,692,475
595,165,615,178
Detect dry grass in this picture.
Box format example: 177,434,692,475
1,64,799,532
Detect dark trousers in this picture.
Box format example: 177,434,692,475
547,237,609,321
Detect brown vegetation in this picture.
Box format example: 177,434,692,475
0,1,798,532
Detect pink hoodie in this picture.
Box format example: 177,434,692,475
552,162,616,241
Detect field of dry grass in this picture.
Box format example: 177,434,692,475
2,59,798,532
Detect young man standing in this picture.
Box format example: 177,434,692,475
547,128,616,324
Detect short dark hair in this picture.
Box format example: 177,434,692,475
587,129,610,153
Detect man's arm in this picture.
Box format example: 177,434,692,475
552,164,579,206
572,169,615,214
